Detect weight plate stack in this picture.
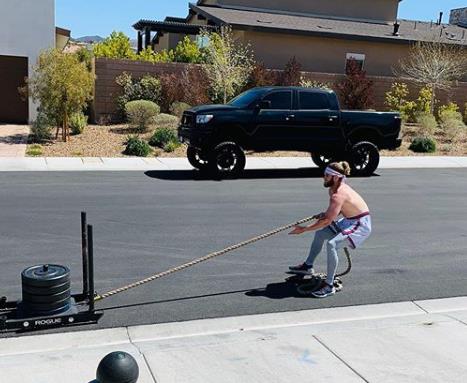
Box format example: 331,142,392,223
21,264,71,315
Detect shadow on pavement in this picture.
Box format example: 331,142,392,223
245,281,309,300
145,167,324,181
99,288,254,311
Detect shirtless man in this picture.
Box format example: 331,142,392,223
288,161,372,298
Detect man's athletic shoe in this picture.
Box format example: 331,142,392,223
311,283,336,298
289,263,314,274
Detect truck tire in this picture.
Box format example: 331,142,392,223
311,153,334,169
350,141,380,177
187,146,210,171
209,141,246,178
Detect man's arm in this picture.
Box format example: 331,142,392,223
289,195,344,235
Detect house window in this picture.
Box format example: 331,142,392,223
196,35,210,48
346,53,365,72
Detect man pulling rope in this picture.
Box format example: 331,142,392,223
288,161,372,298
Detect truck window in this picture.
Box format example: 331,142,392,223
263,91,292,110
299,92,331,110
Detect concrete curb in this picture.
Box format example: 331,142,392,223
0,156,466,171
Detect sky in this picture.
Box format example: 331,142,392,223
56,0,467,38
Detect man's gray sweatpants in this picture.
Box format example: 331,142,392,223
305,227,352,286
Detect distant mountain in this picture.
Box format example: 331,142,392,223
74,36,104,44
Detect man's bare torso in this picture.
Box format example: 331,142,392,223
329,183,369,218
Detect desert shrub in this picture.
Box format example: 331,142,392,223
149,127,178,148
409,136,437,153
163,140,181,153
116,73,162,115
464,102,467,124
280,56,302,86
300,77,332,90
69,112,88,135
440,117,465,142
154,113,179,127
159,73,184,113
170,102,191,118
181,67,211,106
399,101,417,123
416,86,434,115
437,102,460,120
385,82,409,111
124,135,151,157
244,62,278,89
125,100,160,132
336,58,374,110
26,144,43,156
416,113,438,136
30,111,53,142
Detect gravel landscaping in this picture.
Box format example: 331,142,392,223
27,119,466,158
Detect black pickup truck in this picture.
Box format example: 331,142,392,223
178,87,402,176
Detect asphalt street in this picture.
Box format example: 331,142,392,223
1,168,466,335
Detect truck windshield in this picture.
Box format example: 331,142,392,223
228,88,268,108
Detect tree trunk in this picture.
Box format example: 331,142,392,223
430,86,436,115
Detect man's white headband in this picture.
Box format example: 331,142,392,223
325,167,346,179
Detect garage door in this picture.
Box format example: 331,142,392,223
0,55,28,124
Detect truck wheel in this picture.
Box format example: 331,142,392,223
187,146,210,171
350,141,380,177
311,153,333,169
210,142,246,177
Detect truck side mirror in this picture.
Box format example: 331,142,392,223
257,100,272,110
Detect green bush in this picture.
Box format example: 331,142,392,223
125,100,160,132
149,127,178,148
93,31,137,60
437,102,459,120
409,136,437,153
69,112,88,135
464,102,467,124
124,135,151,157
400,101,417,123
26,144,43,157
116,73,162,116
416,113,438,136
416,86,433,115
170,102,192,118
30,111,53,142
385,82,409,111
163,141,181,153
173,36,203,63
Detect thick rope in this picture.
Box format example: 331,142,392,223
95,215,321,302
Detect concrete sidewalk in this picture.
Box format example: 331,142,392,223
1,296,467,383
0,125,29,158
0,155,466,171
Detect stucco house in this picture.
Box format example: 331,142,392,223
0,0,70,124
134,1,467,78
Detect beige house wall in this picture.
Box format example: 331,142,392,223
201,0,399,23
243,30,410,76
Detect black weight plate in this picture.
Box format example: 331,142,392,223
24,297,71,312
22,289,71,304
22,281,71,296
21,265,70,288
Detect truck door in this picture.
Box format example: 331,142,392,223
292,90,343,151
253,90,294,149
